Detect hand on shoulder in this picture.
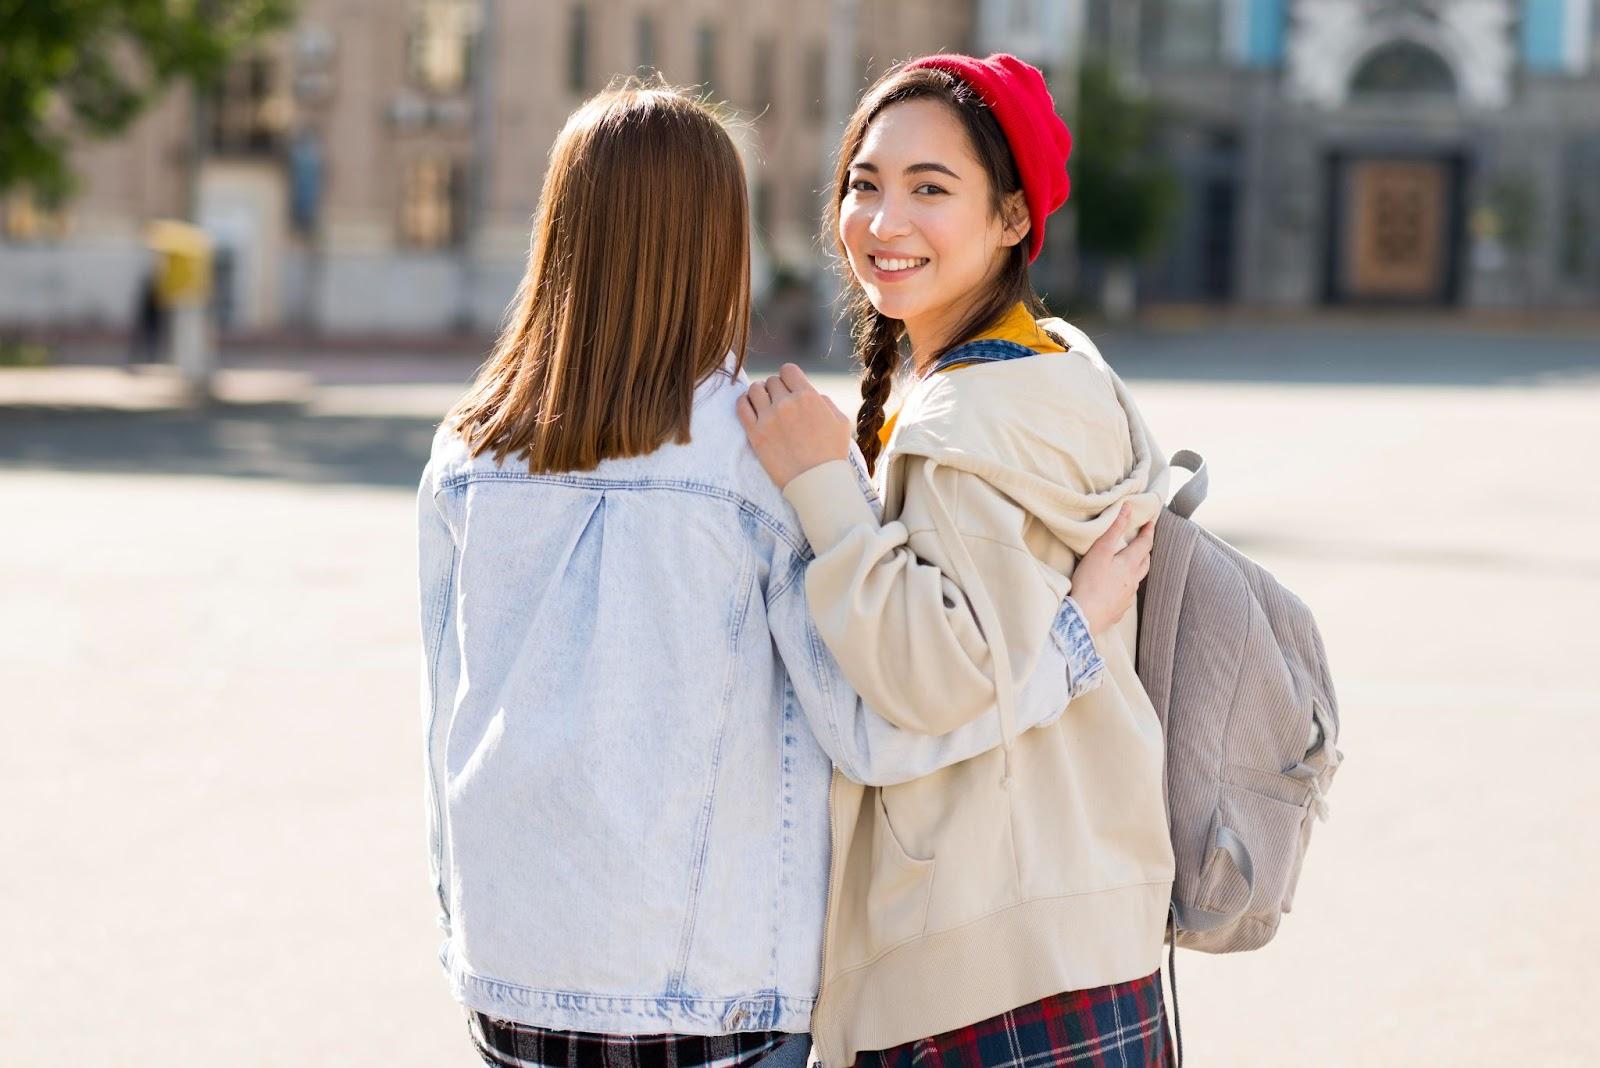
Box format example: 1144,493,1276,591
738,364,853,490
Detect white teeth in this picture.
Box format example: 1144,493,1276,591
873,256,926,272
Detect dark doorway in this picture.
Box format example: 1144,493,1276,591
1323,151,1466,305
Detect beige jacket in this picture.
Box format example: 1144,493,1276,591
781,321,1176,1066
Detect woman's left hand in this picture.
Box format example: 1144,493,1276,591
738,364,852,490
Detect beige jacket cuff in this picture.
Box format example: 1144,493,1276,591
782,459,880,554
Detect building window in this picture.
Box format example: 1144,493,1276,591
697,24,718,91
805,44,826,120
753,37,775,113
400,157,465,249
210,53,291,155
407,0,480,93
1350,41,1457,97
569,6,589,93
637,13,657,73
1153,0,1224,67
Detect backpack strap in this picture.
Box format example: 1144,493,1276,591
1167,449,1209,519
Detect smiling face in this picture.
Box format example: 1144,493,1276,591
838,97,1028,362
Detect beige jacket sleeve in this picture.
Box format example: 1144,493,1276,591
781,456,1071,737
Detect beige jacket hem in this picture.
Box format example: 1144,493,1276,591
812,881,1172,1067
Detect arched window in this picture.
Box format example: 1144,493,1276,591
1350,40,1458,96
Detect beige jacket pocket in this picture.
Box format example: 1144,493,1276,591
865,789,936,954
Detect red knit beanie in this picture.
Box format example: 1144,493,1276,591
905,53,1072,262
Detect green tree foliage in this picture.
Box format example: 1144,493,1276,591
0,0,295,202
1072,61,1178,262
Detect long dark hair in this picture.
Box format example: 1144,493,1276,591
450,82,750,472
828,65,1046,473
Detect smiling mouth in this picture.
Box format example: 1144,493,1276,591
870,255,929,273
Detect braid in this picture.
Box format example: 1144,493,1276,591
853,311,901,473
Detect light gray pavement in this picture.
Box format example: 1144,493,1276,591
2,323,1598,1065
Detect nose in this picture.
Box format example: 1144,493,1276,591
868,193,912,242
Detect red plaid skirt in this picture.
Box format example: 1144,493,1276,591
854,971,1172,1068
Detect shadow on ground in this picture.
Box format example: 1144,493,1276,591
1096,325,1600,386
4,323,1597,489
0,403,439,489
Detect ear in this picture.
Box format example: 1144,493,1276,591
998,190,1031,249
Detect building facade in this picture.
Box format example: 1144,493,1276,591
0,0,972,336
1099,0,1600,308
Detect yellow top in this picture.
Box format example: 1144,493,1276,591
144,219,214,305
878,303,1066,446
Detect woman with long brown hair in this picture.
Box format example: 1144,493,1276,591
416,81,1151,1068
741,55,1175,1067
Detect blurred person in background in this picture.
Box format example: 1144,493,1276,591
740,54,1174,1068
415,80,1149,1068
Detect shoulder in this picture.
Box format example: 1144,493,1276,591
894,332,1125,463
423,421,477,492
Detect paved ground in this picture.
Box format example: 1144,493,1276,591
1,321,1597,1066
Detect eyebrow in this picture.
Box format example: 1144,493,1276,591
850,161,962,180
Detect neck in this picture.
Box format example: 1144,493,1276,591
905,293,989,376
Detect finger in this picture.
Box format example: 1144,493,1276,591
779,363,814,393
747,382,771,415
736,394,757,430
1090,503,1132,557
764,375,792,402
1118,519,1155,560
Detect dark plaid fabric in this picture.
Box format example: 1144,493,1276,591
469,1013,788,1068
854,971,1172,1068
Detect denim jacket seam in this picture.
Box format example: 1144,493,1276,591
765,550,808,611
439,471,807,557
668,538,756,995
422,499,458,926
454,963,818,1010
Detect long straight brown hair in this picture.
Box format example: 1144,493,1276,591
450,82,751,471
828,66,1045,473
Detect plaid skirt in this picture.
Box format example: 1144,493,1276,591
468,1012,797,1068
854,971,1173,1068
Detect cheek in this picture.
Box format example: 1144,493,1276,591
932,208,1001,279
839,204,870,253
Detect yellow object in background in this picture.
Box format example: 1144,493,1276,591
144,220,213,306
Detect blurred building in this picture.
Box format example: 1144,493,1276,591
5,1,1591,335
0,0,972,337
1093,0,1600,309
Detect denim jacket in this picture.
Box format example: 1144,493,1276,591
416,361,1104,1036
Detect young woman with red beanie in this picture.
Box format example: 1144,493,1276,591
739,55,1177,1067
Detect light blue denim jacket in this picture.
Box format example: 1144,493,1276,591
416,362,1104,1036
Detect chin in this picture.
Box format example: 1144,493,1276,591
861,287,919,323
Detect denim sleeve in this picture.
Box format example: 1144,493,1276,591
767,543,1096,788
1054,596,1107,698
417,465,460,934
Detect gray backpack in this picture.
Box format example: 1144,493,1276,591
1138,450,1344,954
